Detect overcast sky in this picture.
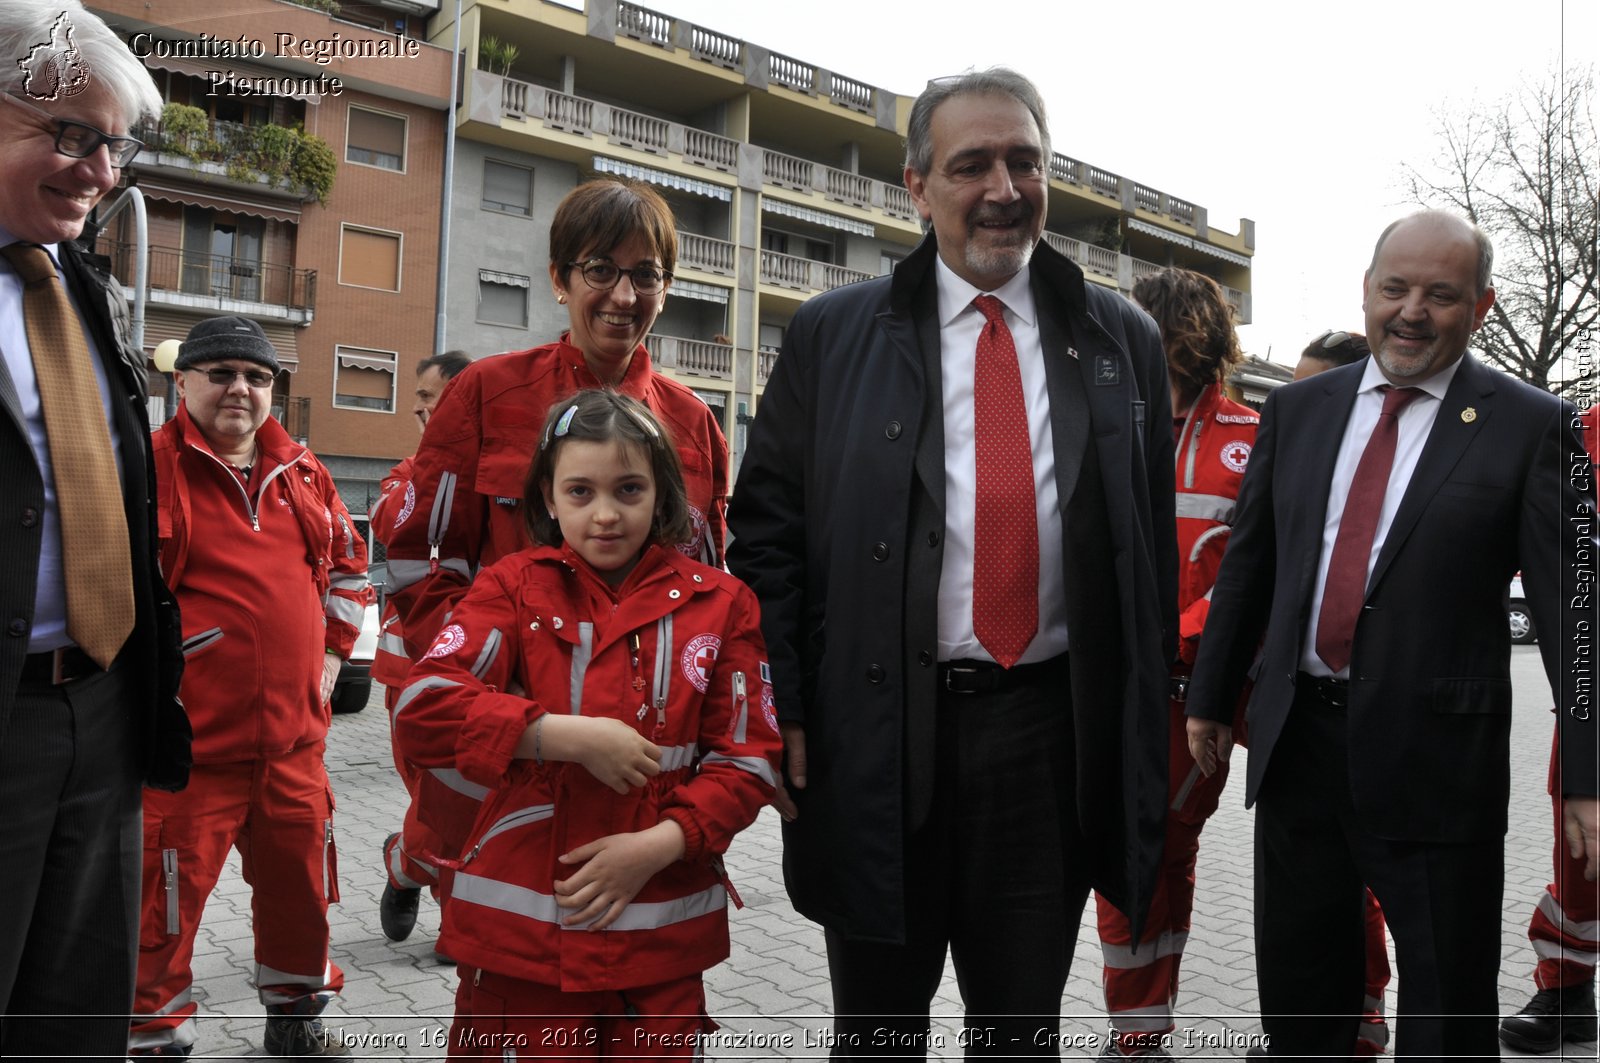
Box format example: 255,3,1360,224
649,0,1597,367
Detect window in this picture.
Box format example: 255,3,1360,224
181,207,263,301
477,270,530,328
482,160,533,216
333,347,398,412
339,226,402,291
346,106,407,171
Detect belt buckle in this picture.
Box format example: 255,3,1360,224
944,665,981,693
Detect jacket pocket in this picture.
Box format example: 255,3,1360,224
180,626,223,659
1431,677,1513,715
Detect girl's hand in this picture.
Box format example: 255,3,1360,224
553,821,687,930
518,714,662,793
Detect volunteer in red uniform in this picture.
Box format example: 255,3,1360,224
370,350,471,944
394,390,777,1057
1498,402,1600,1055
383,177,729,876
129,317,372,1058
1094,269,1258,1057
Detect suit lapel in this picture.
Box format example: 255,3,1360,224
1368,356,1493,591
0,354,23,438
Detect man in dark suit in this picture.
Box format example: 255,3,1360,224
0,2,189,1055
729,68,1176,1057
1186,210,1599,1060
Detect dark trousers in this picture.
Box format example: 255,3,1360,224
825,658,1088,1059
0,663,142,1061
1255,680,1502,1062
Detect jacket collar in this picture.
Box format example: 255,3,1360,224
553,334,656,400
168,402,304,469
889,232,1089,317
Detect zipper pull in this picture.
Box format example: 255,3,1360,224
428,543,440,574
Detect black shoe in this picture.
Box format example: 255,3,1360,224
1499,984,1598,1053
263,1014,352,1057
379,832,421,942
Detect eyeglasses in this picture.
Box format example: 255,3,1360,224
0,92,143,168
191,366,276,388
1317,330,1353,349
566,258,672,296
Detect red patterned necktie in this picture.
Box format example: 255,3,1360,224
2,243,135,670
1314,385,1423,673
971,295,1038,669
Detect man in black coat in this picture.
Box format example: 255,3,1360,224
1185,210,1599,1059
729,68,1176,1057
0,2,189,1055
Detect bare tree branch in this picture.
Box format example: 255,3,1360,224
1403,66,1598,395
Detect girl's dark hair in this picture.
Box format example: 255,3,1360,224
523,389,692,548
1131,267,1243,401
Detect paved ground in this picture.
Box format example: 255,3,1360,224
174,646,1597,1059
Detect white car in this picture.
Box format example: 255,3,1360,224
332,600,379,715
1507,574,1535,645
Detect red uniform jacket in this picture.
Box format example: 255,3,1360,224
154,407,372,762
380,340,729,668
394,544,779,992
1173,382,1260,664
370,455,414,689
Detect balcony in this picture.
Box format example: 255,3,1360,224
104,240,317,324
677,230,734,276
648,334,733,381
272,396,311,445
757,345,780,386
132,111,334,204
760,250,872,294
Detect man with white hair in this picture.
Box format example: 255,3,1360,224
0,1,190,1055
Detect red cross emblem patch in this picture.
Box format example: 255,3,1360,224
1220,440,1252,473
681,633,722,693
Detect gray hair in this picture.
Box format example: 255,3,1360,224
904,67,1051,176
0,0,161,127
1369,210,1495,299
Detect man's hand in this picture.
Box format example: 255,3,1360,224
1186,717,1233,778
319,652,340,705
770,722,806,822
554,820,686,930
1562,795,1600,882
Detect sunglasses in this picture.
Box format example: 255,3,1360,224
190,366,276,388
0,92,143,168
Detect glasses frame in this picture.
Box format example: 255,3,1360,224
189,366,278,389
0,92,143,168
565,258,672,296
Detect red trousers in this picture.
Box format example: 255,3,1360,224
384,683,445,894
1096,700,1392,1052
448,965,714,1060
1526,728,1600,990
129,743,344,1051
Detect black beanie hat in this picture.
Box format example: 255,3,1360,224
175,316,281,373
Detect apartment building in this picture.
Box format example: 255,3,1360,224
434,0,1256,466
89,0,452,514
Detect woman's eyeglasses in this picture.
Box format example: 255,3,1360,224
0,92,143,168
566,258,672,296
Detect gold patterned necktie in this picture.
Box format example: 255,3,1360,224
3,243,134,669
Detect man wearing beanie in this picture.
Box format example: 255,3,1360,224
129,316,372,1057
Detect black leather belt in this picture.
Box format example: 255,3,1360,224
1297,672,1349,708
21,646,100,685
939,654,1068,695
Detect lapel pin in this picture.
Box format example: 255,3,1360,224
1066,346,1080,360
1461,407,1477,424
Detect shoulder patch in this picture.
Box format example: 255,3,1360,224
680,633,721,693
1219,440,1252,473
393,482,416,529
425,624,468,659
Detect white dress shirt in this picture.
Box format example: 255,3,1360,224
0,226,125,652
1301,356,1464,677
932,257,1068,664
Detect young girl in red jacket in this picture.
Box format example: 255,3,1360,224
394,389,780,1058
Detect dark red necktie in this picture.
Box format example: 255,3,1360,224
1315,385,1423,673
971,295,1038,669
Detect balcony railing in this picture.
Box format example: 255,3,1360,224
647,334,733,380
759,250,871,293
132,114,329,202
104,240,317,313
757,345,780,386
617,0,672,47
273,396,311,444
678,231,735,275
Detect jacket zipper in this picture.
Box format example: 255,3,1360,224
163,848,180,934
